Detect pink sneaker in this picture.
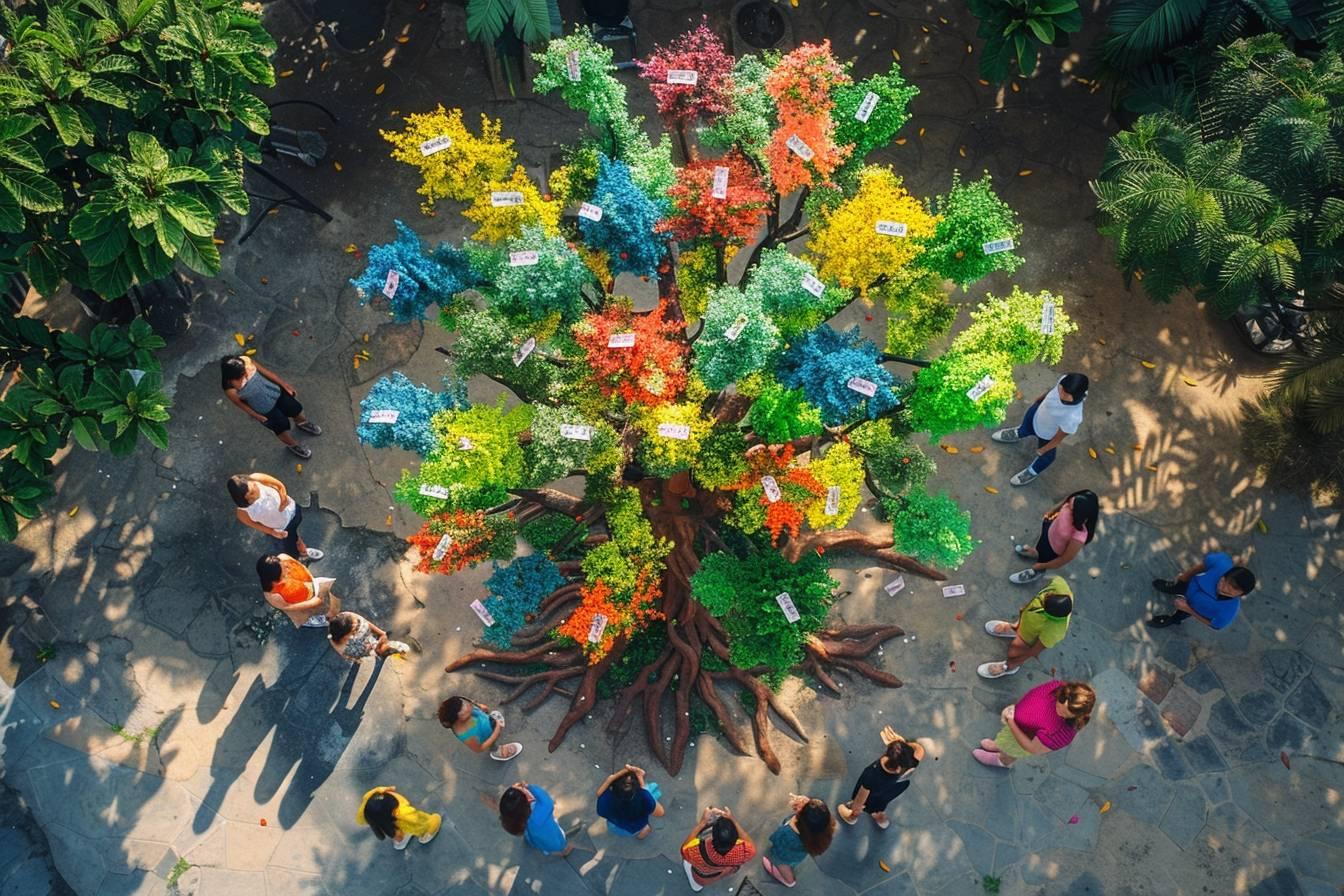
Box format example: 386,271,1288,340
973,748,1007,768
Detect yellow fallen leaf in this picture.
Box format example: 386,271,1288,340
295,463,303,474
894,138,907,145
1132,444,1143,451
969,445,985,454
984,486,999,494
1140,360,1156,369
212,238,225,246
959,146,967,157
879,860,891,873
1146,464,1159,472
386,515,394,526
939,16,949,23
363,333,370,342
1011,82,1020,92
1075,77,1091,86
50,700,61,709
1096,338,1106,345
1018,169,1033,176
234,332,246,346
320,60,330,71
1105,447,1116,455
344,244,358,254
396,35,410,43
921,25,929,33
279,69,294,78
333,161,343,172
967,44,974,53
942,444,959,454
1182,376,1198,387
1099,801,1111,813
1088,448,1098,459
260,276,269,285
919,127,926,137
1134,270,1144,280
978,79,989,86
375,83,386,95
247,333,255,342
1257,519,1269,534
244,348,257,356
892,50,900,61
868,9,881,14
68,506,79,517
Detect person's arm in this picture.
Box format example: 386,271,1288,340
251,474,290,507
252,360,296,396
720,808,754,852
1006,716,1052,755
1175,559,1208,583
224,388,269,423
683,807,715,849
1172,597,1215,627
1012,638,1048,662
1037,428,1068,453
1034,539,1083,571
847,785,871,812
477,716,504,751
235,508,284,538
596,768,627,797
330,636,358,661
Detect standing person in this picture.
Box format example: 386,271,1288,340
1147,551,1257,629
991,373,1089,486
437,695,522,761
836,725,924,830
973,680,1095,769
227,473,322,560
761,794,834,888
356,785,441,850
256,553,337,629
978,576,1074,680
327,611,410,663
595,764,664,839
1008,489,1098,584
499,781,573,857
220,355,322,458
680,806,756,892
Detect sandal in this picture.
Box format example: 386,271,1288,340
297,420,323,435
490,742,523,761
286,444,312,459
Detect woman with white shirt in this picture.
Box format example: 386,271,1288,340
991,373,1089,486
228,473,323,560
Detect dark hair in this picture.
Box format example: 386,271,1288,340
1058,373,1089,404
227,475,252,508
796,799,835,856
710,816,739,853
1067,490,1099,544
1226,567,1257,595
499,786,532,836
256,554,282,591
883,739,918,774
1043,591,1074,618
220,356,247,388
327,612,355,641
363,792,399,840
611,770,640,803
1054,681,1096,730
438,696,468,729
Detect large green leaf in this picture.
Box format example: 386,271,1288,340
127,131,169,170
0,189,24,232
0,168,61,212
45,101,89,145
466,0,510,43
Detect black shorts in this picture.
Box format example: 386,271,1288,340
1033,517,1060,563
260,391,303,434
270,504,303,555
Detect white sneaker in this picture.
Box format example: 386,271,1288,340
302,614,328,628
1009,568,1040,584
305,548,324,560
683,860,704,892
991,428,1023,443
418,826,439,845
977,662,1019,680
983,620,1016,639
393,836,409,850
1010,467,1040,486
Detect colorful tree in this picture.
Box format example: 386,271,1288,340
369,30,1066,775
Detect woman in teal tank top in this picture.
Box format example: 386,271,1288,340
438,695,522,760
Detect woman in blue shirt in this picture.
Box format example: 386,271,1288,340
500,782,572,856
595,764,664,839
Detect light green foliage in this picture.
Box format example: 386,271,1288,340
584,486,669,599
742,376,824,444
883,266,958,357
524,405,621,485
450,308,567,404
921,172,1024,288
531,33,627,130
398,402,531,513
833,69,920,164
906,350,1016,440
885,490,978,569
803,443,864,529
960,288,1076,364
744,246,850,336
850,419,935,499
693,426,750,489
699,54,776,170
693,285,780,389
634,402,714,476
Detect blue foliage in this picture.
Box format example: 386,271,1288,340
356,372,467,456
777,325,904,425
579,155,666,277
350,220,478,322
480,554,568,648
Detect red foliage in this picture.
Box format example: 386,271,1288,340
762,42,853,195
572,300,689,407
764,41,851,115
657,151,770,245
557,574,664,663
637,20,735,126
407,509,498,574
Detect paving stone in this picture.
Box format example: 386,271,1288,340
1267,713,1312,753
94,869,159,896
1107,766,1173,826
1017,798,1057,850
1051,763,1107,791
0,857,58,896
993,841,1024,874
1137,666,1173,704
1149,739,1192,780
946,820,995,877
1178,734,1227,775
1205,696,1271,764
1032,774,1089,823
1238,690,1281,726
1198,773,1231,804
1093,668,1165,755
1159,685,1201,738
1289,839,1344,885
1284,676,1331,730
1181,663,1223,695
196,867,266,896
1157,783,1207,848
1158,637,1192,671
44,823,106,895
1262,650,1313,694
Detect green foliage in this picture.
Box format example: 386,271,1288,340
921,172,1024,288
743,247,851,337
742,376,824,444
482,226,595,324
833,69,920,165
466,0,557,45
450,308,567,404
520,512,587,557
960,287,1076,365
698,54,776,171
883,267,957,358
1240,391,1344,499
1270,283,1344,434
396,402,531,514
693,426,750,489
692,285,780,389
850,419,936,499
596,624,668,699
906,351,1015,440
885,490,978,569
524,405,622,485
966,0,1082,82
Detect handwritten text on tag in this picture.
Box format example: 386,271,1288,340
512,337,536,367
876,220,908,237
559,423,593,441
847,376,878,397
801,273,825,297
578,202,603,222
1040,297,1056,335
419,135,452,156
855,91,880,123
761,475,782,503
470,599,496,626
587,613,609,643
982,237,1015,255
431,533,453,561
711,166,729,199
490,191,524,207
966,375,996,402
724,314,749,341
368,409,400,424
382,269,400,299
786,134,815,161
508,250,539,267
607,332,636,348
775,592,801,623
666,69,698,85
657,423,691,440
824,485,841,516
419,484,450,499
458,436,474,451
565,50,581,81
884,576,906,596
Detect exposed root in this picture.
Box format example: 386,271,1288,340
781,528,947,580
474,666,587,709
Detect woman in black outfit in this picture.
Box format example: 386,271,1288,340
836,725,924,830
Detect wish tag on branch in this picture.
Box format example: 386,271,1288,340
847,376,878,397
666,69,698,85
419,135,452,156
382,269,401,299
578,202,603,222
775,592,801,623
657,423,691,440
419,484,451,499
1039,297,1056,335
607,332,636,348
565,50,581,81
761,475,782,503
786,134,815,161
587,613,609,643
824,485,841,516
966,375,996,402
490,191,524,207
559,423,593,441
470,599,496,626
876,220,908,237
711,166,729,199
982,237,1015,255
128,368,146,386
724,314,749,341
512,337,536,367
855,91,881,123
884,576,906,596
457,436,475,451
942,584,967,598
431,533,453,561
801,273,826,297
368,409,400,424
508,250,539,266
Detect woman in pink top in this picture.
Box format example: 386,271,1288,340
972,680,1095,768
1010,490,1098,585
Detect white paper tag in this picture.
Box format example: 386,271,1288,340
855,91,880,123
470,599,496,626
508,250,539,267
786,134,815,161
587,612,609,643
666,69,698,85
457,436,474,451
724,314,749,341
578,202,603,222
847,376,878,397
607,332,636,348
418,484,451,499
657,423,691,440
761,475,782,503
711,166,729,199
382,269,400,299
431,533,453,561
876,220,908,237
1040,297,1055,335
982,237,1015,255
824,485,840,516
885,576,906,596
512,337,536,367
491,191,524,207
559,423,593,441
801,273,825,297
368,409,400,424
942,584,967,598
966,375,996,402
128,368,146,386
775,592,801,623
419,135,452,156
565,50,581,81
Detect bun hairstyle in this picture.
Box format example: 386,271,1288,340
220,355,247,388
1055,681,1096,730
499,786,532,836
1058,373,1089,405
796,799,835,856
883,738,918,773
327,612,355,642
227,475,252,508
1067,490,1099,544
255,554,282,591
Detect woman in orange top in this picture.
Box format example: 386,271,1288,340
256,553,336,628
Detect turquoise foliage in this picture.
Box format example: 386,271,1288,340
480,555,568,648
580,155,667,277
778,325,903,425
692,285,780,389
484,226,594,323
350,220,478,322
356,372,467,457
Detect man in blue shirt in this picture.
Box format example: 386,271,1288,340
1146,551,1257,629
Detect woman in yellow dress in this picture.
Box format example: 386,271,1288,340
356,786,441,850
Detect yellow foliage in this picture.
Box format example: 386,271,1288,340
381,105,516,214
462,167,562,243
807,167,939,295
575,243,613,287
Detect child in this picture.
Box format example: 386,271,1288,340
327,611,409,663
595,764,664,839
220,355,321,458
499,782,572,857
357,786,440,850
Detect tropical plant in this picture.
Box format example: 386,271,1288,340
966,0,1083,83
466,0,557,44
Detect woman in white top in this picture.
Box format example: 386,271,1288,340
991,373,1089,486
228,473,323,559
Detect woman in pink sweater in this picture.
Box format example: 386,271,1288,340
973,680,1095,768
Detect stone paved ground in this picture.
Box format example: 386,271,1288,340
2,0,1343,894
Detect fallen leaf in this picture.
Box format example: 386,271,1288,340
1075,77,1091,86
68,505,79,517
1099,801,1111,813
1146,464,1159,472
344,244,358,254
247,333,255,342
396,35,410,43
978,79,989,86
1182,376,1198,386
1088,448,1098,459
984,486,999,494
1280,751,1290,769
279,69,294,78
894,138,907,145
868,9,881,15
50,700,61,709
386,515,393,526
1134,270,1144,280
969,445,984,454
892,50,900,61
967,44,973,53
919,127,926,137
958,145,967,157
320,60,330,71
244,348,257,356
260,276,269,285
921,25,929,33
363,333,370,342
954,612,965,621
1097,337,1106,345
1140,360,1156,369
1018,169,1032,176
1011,82,1020,92
939,16,949,23
879,860,891,873
1105,447,1116,454
234,332,246,346
949,660,957,671
292,329,301,336
942,444,959,454
333,161,343,171
353,358,360,369
1258,519,1269,534
260,818,268,826
295,463,302,473
1126,785,1137,791
1068,815,1079,825
212,238,225,246
375,83,386,95
1132,444,1142,451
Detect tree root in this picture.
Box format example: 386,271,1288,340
781,528,947,580
474,667,587,710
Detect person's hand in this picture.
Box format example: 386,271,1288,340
880,725,901,745
1001,705,1015,725
272,528,288,539
700,806,716,824
495,717,505,730
282,382,297,397
718,806,733,819
1173,597,1191,614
